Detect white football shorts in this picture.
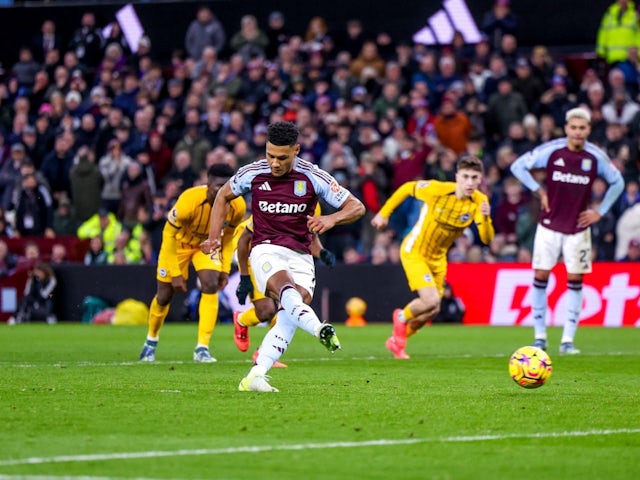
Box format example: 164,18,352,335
532,224,592,274
249,243,316,297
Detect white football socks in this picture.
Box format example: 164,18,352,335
531,280,548,340
279,285,321,336
253,311,296,371
561,283,582,343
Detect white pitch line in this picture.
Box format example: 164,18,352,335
0,350,637,369
0,476,176,480
0,429,638,468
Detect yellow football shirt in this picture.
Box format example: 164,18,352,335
379,180,494,262
163,185,246,275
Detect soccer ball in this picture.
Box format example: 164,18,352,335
508,346,553,389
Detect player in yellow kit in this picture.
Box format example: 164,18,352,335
139,164,246,362
371,155,494,359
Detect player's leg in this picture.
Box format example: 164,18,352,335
239,245,335,391
238,247,293,391
245,297,287,367
405,268,446,334
239,311,294,393
266,269,337,346
390,252,438,348
559,231,591,354
531,268,550,350
531,225,562,351
253,349,288,368
559,272,583,354
252,310,295,370
253,245,336,349
140,280,173,361
385,286,438,360
409,286,441,328
140,246,191,360
193,267,221,362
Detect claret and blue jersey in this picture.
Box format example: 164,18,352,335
229,156,349,254
511,138,624,234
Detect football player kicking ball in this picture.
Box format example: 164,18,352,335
138,164,246,363
371,155,494,359
232,214,336,368
202,121,364,392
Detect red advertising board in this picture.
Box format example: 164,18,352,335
447,263,640,327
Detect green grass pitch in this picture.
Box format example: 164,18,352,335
1,323,639,479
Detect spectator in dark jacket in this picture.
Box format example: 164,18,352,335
164,150,197,192
184,6,226,59
11,47,40,92
0,143,28,210
480,0,519,52
52,195,77,236
67,12,104,68
31,19,62,63
14,172,55,238
433,282,466,323
70,146,103,223
486,77,528,141
10,262,57,324
146,130,173,185
118,161,153,230
40,134,74,203
229,15,269,63
74,113,99,150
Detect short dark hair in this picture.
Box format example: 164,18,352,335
267,121,299,146
456,154,484,173
207,164,235,179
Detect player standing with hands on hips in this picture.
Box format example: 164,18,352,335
201,121,365,392
510,107,624,354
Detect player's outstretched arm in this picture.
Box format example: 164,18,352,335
372,181,418,231
376,181,416,225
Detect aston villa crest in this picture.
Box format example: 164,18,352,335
294,180,307,196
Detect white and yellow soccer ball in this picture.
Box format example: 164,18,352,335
509,346,553,389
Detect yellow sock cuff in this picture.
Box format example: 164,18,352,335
150,296,170,314
402,305,414,322
147,296,170,338
197,292,218,347
239,307,262,327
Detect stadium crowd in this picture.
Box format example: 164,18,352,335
0,2,639,272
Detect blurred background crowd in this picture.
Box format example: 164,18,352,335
0,0,639,278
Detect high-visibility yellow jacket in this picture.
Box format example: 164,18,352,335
596,1,639,64
77,212,123,255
